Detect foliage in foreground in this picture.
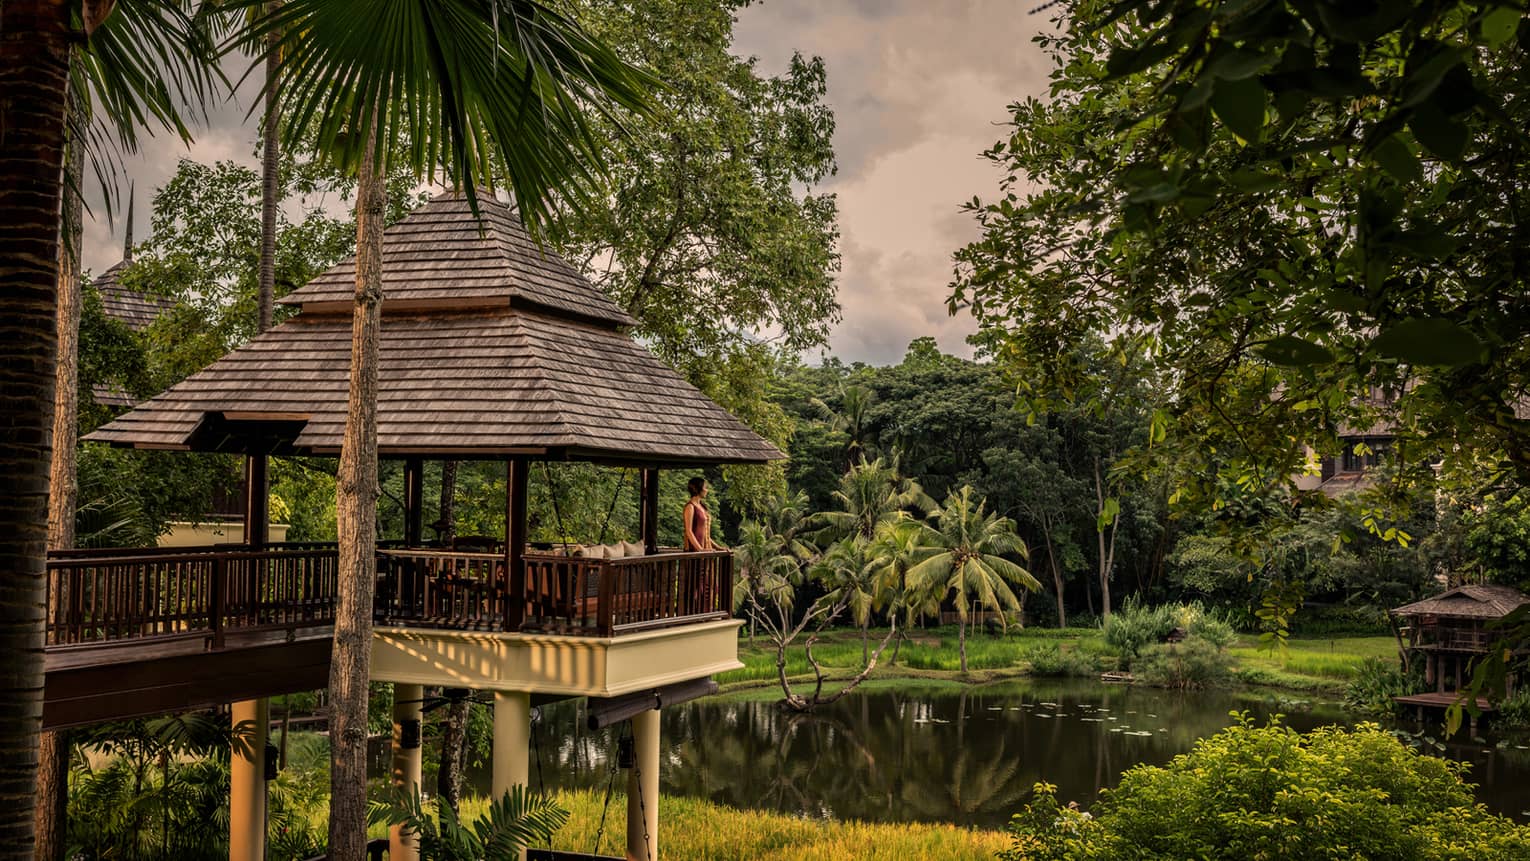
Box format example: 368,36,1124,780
371,786,567,861
1003,716,1530,861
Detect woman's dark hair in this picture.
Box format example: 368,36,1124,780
687,476,707,497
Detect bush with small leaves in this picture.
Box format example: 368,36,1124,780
1001,716,1530,861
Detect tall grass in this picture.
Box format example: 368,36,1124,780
496,789,1008,861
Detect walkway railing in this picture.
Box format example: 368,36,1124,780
45,544,733,648
46,546,339,648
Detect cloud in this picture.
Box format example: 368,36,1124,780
734,1,1056,363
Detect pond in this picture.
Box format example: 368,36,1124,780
470,679,1530,831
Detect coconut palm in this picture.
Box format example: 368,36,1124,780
810,383,875,463
760,488,817,563
868,515,941,664
733,522,800,644
3,3,222,847
813,537,882,662
236,4,654,851
815,454,935,545
906,485,1039,673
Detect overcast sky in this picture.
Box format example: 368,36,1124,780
82,1,1056,366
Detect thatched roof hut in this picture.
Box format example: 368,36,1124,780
1391,584,1529,621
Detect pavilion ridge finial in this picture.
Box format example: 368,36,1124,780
123,182,135,263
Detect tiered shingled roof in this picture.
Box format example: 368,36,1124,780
1392,584,1530,620
92,260,175,408
94,261,175,332
88,194,781,465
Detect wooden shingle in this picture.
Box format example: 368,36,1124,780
88,195,781,466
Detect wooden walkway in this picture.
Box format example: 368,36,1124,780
44,626,333,730
1393,692,1495,712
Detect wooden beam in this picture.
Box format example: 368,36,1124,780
504,458,529,631
640,468,659,555
403,457,425,547
586,677,717,730
244,454,268,549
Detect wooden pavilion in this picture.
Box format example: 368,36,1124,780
1391,584,1530,729
53,192,778,861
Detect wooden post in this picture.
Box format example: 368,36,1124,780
229,698,269,861
627,709,660,861
491,690,530,798
640,468,660,555
390,683,424,861
244,453,269,549
210,554,228,650
403,457,424,548
504,459,528,631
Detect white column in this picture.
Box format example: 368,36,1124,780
626,709,660,861
229,698,269,861
492,690,531,798
391,683,424,861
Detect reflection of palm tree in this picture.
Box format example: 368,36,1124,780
907,485,1039,672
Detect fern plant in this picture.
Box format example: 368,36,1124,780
371,785,568,861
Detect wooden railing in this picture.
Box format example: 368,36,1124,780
375,549,507,629
1420,628,1492,651
46,545,733,647
46,547,338,648
522,550,733,636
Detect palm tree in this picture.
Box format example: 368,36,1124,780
733,522,799,644
810,383,875,464
815,454,935,545
868,516,941,665
813,537,881,662
242,3,654,851
906,486,1039,673
761,488,817,563
1,2,220,847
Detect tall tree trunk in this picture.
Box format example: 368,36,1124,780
1040,513,1066,629
1093,456,1114,625
437,697,469,812
327,125,385,860
958,618,967,674
0,1,73,850
257,2,281,335
33,86,85,861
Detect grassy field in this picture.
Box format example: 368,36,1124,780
722,625,1399,695
460,790,1008,861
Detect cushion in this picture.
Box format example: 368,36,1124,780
601,543,625,559
621,540,645,558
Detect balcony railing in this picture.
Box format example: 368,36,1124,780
45,543,733,649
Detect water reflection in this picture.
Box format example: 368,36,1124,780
468,680,1530,830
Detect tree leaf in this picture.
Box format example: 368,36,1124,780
1481,6,1522,49
1409,101,1469,161
1370,134,1422,184
1370,318,1485,366
1210,76,1267,142
1256,335,1333,367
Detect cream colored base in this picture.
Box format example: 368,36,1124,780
370,619,742,697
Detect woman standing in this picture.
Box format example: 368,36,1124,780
683,476,723,551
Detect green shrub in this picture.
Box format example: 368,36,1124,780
1102,599,1174,669
1024,643,1097,678
1344,657,1424,717
1187,613,1236,652
1135,637,1230,689
1001,716,1530,861
1497,688,1530,730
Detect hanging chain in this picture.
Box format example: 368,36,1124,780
634,758,653,861
590,722,624,857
